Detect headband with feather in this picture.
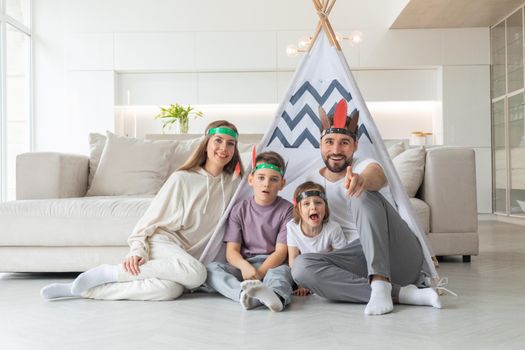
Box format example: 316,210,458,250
319,99,359,140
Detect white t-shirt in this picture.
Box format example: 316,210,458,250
286,220,347,254
302,157,395,243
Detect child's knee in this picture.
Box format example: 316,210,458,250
207,261,222,272
267,264,292,278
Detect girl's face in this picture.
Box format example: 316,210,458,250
299,195,326,228
206,134,236,170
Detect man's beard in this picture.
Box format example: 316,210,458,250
323,154,352,173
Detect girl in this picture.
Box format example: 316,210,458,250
287,181,347,296
41,120,243,301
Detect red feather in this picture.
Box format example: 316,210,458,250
234,162,241,176
333,99,347,128
251,145,257,169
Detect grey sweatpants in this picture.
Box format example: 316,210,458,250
206,255,293,306
291,190,424,303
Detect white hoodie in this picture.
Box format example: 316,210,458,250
127,167,240,260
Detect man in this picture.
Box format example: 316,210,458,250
291,100,441,315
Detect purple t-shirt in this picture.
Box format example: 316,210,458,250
224,196,293,258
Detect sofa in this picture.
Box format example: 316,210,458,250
0,134,479,272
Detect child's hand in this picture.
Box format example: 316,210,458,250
256,268,266,280
293,287,311,296
241,264,260,280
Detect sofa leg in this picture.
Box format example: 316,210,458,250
462,255,471,263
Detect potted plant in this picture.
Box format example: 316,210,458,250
154,103,203,133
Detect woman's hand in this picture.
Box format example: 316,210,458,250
241,264,261,280
123,255,145,276
293,287,311,296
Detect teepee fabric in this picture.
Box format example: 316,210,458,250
200,32,438,279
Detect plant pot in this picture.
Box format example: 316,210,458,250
179,119,189,134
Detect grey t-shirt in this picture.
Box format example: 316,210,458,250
224,196,293,258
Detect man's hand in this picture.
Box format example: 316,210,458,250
344,166,366,197
123,255,145,275
241,264,261,280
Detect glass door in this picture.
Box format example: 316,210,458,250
508,92,525,215
0,0,32,201
490,7,525,217
493,99,507,213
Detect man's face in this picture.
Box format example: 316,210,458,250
320,133,357,173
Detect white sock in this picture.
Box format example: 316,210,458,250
71,264,118,295
365,280,393,315
41,283,77,299
239,290,262,310
241,280,283,312
399,284,442,308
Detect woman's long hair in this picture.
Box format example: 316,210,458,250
178,120,244,176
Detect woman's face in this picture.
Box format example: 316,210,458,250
206,133,236,170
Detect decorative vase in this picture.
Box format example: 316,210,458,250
179,118,189,134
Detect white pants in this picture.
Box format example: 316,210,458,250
82,234,207,301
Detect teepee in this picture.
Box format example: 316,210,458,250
201,0,439,280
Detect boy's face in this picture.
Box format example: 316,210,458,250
248,165,286,206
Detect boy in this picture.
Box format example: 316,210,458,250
206,151,293,312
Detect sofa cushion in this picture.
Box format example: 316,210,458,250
392,147,426,197
0,196,152,247
87,132,174,196
88,133,254,187
88,133,107,188
408,197,430,234
387,141,406,158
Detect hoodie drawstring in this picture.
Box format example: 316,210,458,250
220,173,226,213
202,171,227,215
202,173,210,214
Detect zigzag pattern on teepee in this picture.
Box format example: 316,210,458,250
281,105,321,130
267,128,320,148
269,79,373,148
290,80,352,105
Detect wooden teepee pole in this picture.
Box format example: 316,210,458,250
310,0,341,51
323,1,341,50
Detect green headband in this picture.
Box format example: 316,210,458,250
207,127,238,140
253,163,284,176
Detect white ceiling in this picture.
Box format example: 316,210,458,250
391,0,525,29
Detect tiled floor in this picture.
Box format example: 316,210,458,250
1,220,524,349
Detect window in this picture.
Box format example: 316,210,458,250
0,0,32,201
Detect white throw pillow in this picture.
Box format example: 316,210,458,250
387,141,406,159
87,133,257,194
88,133,107,188
392,147,426,197
87,132,174,196
165,137,254,174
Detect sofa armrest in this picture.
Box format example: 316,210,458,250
16,152,89,199
420,147,477,233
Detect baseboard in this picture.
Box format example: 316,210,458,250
479,213,525,226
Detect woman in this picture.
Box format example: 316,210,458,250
41,120,243,301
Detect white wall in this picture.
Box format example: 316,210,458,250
32,0,491,212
